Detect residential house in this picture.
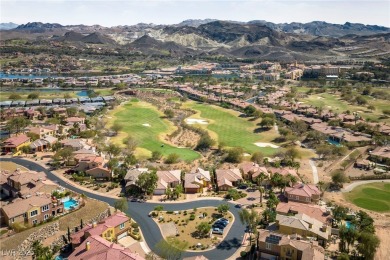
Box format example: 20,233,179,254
60,139,85,151
184,168,211,193
275,213,331,247
154,170,181,195
369,146,390,166
276,201,332,224
0,194,64,226
29,136,58,152
124,168,149,192
71,213,132,248
240,162,270,183
68,235,144,260
2,134,31,153
85,167,111,180
0,170,55,199
284,183,321,204
74,155,105,172
215,169,242,191
258,229,325,260
25,126,56,138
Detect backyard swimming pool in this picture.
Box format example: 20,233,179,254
63,198,79,210
345,221,354,229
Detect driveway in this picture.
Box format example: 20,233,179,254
1,157,246,260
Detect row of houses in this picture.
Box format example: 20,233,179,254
0,96,115,108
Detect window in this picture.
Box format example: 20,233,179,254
32,220,38,225
10,218,14,223
266,243,272,250
23,213,27,218
44,214,49,220
41,205,50,212
295,196,299,200
120,223,125,230
30,210,38,217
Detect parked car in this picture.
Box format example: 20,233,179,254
235,204,242,208
238,185,248,189
219,218,230,223
212,223,225,230
215,220,228,227
212,228,223,235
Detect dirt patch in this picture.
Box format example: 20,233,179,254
0,161,27,172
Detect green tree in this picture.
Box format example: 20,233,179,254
217,203,230,216
251,151,264,164
20,145,31,157
27,92,39,99
8,93,21,100
164,153,180,164
114,198,128,212
105,143,121,159
54,147,74,165
196,222,211,238
6,117,31,134
32,240,54,260
111,122,123,135
356,232,380,260
239,209,260,245
150,151,162,162
244,105,256,116
66,107,78,117
225,147,243,163
164,109,175,118
259,117,274,129
195,134,215,151
173,185,183,200
284,147,300,162
332,170,348,187
332,205,348,226
136,171,158,196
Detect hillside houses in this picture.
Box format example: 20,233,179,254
284,183,321,204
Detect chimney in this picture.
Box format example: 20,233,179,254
92,221,97,227
86,241,91,251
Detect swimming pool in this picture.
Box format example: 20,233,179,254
345,221,354,229
63,198,79,210
327,138,342,147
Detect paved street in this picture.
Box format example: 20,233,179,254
1,157,246,259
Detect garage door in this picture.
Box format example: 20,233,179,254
154,189,165,195
260,252,277,260
117,232,128,240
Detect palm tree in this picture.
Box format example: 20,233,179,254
239,209,260,246
258,186,265,206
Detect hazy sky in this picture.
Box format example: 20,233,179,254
1,0,389,27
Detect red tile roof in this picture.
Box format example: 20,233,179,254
3,134,30,148
68,235,144,260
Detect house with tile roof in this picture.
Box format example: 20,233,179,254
70,213,132,248
275,213,331,247
0,194,64,226
124,168,149,192
215,168,242,191
184,168,211,193
69,235,144,260
239,162,270,183
154,170,181,195
0,169,53,199
284,183,321,204
257,229,325,260
1,134,31,153
276,201,332,224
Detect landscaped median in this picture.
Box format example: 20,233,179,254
149,205,234,251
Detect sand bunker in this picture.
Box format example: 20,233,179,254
254,142,280,149
142,123,151,127
243,153,251,157
185,118,209,125
317,97,324,99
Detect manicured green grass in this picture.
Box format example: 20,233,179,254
184,101,279,156
345,183,390,212
108,101,200,161
302,93,390,123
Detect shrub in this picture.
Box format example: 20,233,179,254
131,223,139,228
189,214,195,220
240,251,247,257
